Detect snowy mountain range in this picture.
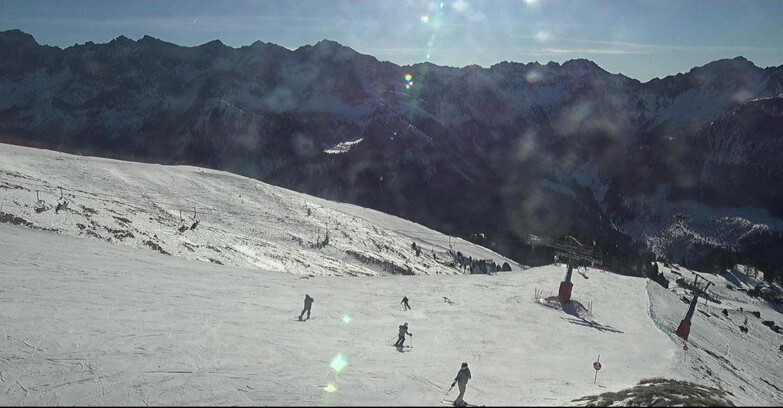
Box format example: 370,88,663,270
1,29,782,276
2,143,783,406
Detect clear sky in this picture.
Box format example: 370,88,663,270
2,0,782,82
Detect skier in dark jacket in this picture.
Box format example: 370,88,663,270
451,362,472,406
299,294,314,320
401,296,411,310
395,322,412,348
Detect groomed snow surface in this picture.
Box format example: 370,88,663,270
1,143,783,406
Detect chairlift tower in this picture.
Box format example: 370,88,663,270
546,236,600,303
675,275,714,341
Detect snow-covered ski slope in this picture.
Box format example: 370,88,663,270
1,143,782,406
2,225,782,406
0,143,517,276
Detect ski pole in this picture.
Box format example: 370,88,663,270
445,382,455,395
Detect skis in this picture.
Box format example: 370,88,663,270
441,399,483,407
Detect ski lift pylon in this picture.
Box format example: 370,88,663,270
55,187,69,214
177,208,188,232
190,206,199,230
34,190,48,213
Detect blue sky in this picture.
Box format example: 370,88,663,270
2,0,782,82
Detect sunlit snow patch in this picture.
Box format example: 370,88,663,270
324,138,363,154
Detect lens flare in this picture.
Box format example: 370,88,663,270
732,89,753,103
342,315,352,324
323,383,338,393
421,15,430,23
452,0,468,13
525,70,543,84
404,74,413,82
534,30,551,43
330,354,348,373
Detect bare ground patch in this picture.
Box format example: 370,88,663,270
571,378,734,406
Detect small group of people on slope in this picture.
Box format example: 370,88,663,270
296,293,473,406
